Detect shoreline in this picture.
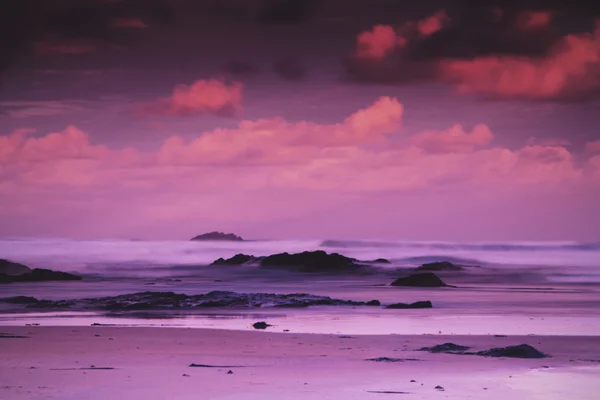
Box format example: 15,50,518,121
1,326,599,399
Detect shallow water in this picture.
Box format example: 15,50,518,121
2,238,600,336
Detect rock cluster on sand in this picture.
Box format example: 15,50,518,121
390,272,449,287
420,343,471,353
190,232,244,241
416,261,463,271
476,344,547,358
419,343,548,358
0,259,82,284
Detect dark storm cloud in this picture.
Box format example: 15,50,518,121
342,1,597,85
0,0,173,75
273,57,308,81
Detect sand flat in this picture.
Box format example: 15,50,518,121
1,326,599,399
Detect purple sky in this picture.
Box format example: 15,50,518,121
1,0,599,241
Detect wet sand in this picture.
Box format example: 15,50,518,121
1,326,599,399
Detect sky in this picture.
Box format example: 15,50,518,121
0,0,599,241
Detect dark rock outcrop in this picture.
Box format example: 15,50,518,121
420,343,471,353
416,261,463,271
211,254,260,265
0,290,383,311
390,273,449,287
260,250,361,272
190,232,243,241
0,268,82,284
385,300,432,309
0,259,32,275
476,344,547,359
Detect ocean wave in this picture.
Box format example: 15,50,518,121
320,240,600,252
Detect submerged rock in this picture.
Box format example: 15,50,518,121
385,301,432,309
0,290,382,311
0,268,82,284
390,273,449,287
252,321,271,329
190,232,244,241
420,343,471,353
416,261,463,271
260,250,361,272
0,259,32,275
476,344,547,359
211,254,260,265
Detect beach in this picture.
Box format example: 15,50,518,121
1,238,600,398
2,326,600,399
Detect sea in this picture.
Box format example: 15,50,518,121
1,238,600,336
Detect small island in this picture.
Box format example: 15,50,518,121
190,231,244,241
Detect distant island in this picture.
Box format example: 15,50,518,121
190,231,244,241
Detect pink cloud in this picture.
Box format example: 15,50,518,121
585,140,600,153
355,25,401,59
0,126,138,187
158,97,403,165
138,80,243,117
516,11,553,30
416,10,449,37
35,40,97,55
110,18,148,29
438,22,600,99
354,10,449,60
411,124,494,153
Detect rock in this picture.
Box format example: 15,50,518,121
260,250,361,272
0,290,380,311
385,300,432,309
390,273,449,287
420,343,471,353
0,269,82,284
252,321,271,330
190,232,243,241
211,254,259,265
476,344,547,359
435,385,444,391
366,357,420,362
371,258,391,264
0,259,32,275
365,300,381,306
416,261,463,271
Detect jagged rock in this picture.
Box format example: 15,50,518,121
190,232,243,241
385,301,432,309
0,259,32,275
0,268,82,284
420,343,471,353
260,250,361,272
0,290,381,311
476,344,547,358
252,321,271,329
416,261,463,271
211,254,260,265
390,273,449,287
